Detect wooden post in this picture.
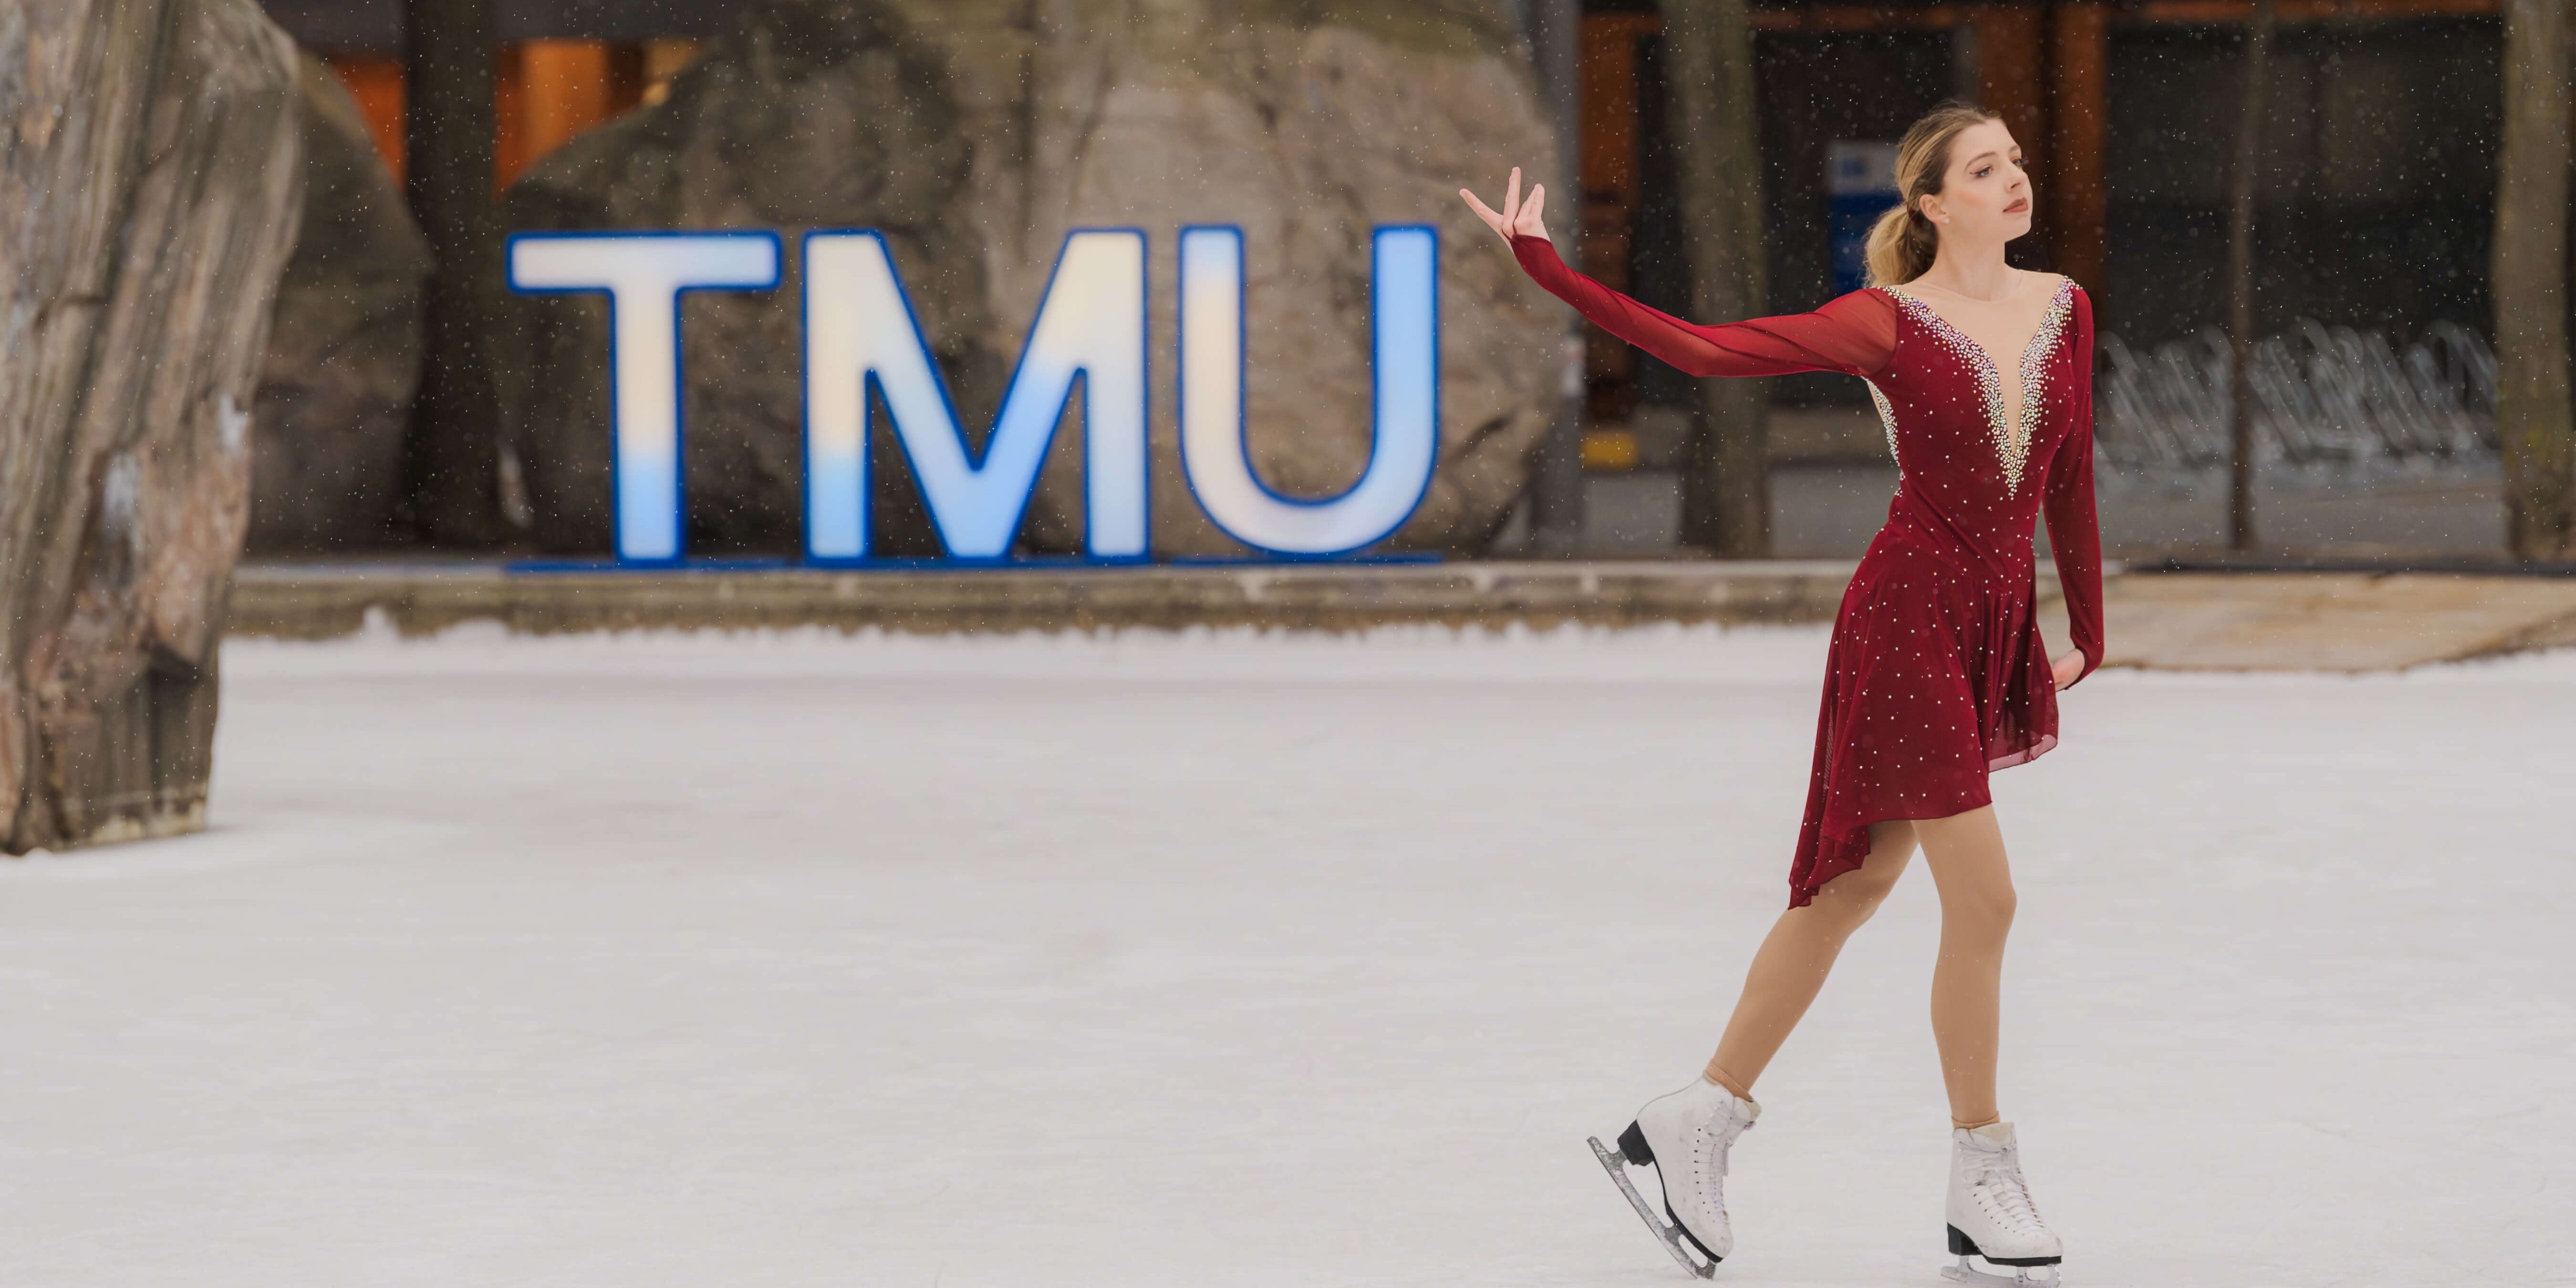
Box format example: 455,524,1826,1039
2047,2,2111,302
403,0,506,544
1578,13,1660,426
1523,0,1589,554
2494,0,2575,559
2224,0,2275,553
493,43,526,195
1972,4,2050,196
1665,0,1772,557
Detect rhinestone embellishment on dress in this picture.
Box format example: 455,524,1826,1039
1865,380,1901,477
1880,279,2076,494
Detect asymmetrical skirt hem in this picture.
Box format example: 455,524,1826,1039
1785,726,2058,908
1784,527,2066,910
1986,730,2058,772
1787,783,1996,908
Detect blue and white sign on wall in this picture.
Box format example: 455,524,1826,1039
1827,141,1901,298
508,226,1442,567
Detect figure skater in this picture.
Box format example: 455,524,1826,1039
1462,102,2102,1288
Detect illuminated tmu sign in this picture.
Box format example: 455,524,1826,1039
508,227,1441,565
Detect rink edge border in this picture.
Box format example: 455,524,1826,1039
218,561,2576,673
224,559,1966,640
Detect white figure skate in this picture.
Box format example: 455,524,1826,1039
1586,1077,1758,1278
1941,1122,2064,1288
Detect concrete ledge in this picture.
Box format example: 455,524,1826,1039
2101,571,2576,673
226,560,1902,639
225,561,2576,673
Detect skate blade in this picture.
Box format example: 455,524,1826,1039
1586,1135,1716,1279
1942,1256,2061,1288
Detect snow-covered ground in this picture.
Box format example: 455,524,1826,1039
2,625,2569,1288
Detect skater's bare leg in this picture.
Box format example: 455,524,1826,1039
1703,820,1918,1097
1916,804,2015,1130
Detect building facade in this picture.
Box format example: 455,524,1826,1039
263,0,2510,469
1574,0,2501,436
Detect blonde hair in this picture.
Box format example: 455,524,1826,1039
1863,101,2003,289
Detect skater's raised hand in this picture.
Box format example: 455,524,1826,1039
1460,167,1550,245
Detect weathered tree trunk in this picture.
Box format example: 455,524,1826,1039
403,0,507,544
1662,0,1772,557
2223,0,2275,554
0,0,304,851
2494,0,2575,560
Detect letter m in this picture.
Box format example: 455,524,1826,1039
802,230,1147,561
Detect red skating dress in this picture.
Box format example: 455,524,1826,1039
1511,235,2105,907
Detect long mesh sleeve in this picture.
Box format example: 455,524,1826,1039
1511,234,1896,379
2044,287,2106,686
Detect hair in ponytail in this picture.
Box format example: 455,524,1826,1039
1862,101,2002,289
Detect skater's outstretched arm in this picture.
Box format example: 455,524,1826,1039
1460,169,1897,381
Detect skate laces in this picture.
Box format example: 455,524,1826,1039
1969,1143,2046,1235
1706,1106,1749,1177
1693,1108,1745,1222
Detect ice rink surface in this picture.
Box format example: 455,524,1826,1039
2,624,2570,1288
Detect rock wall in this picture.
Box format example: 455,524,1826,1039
0,0,304,850
247,52,433,554
499,0,1561,558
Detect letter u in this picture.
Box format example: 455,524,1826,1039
1177,225,1440,557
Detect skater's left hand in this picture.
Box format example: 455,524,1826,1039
2050,649,2086,688
1460,167,1551,245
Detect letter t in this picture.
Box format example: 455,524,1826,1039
509,232,781,563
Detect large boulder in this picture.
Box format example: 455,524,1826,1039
0,0,303,850
247,52,433,554
499,0,1561,558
